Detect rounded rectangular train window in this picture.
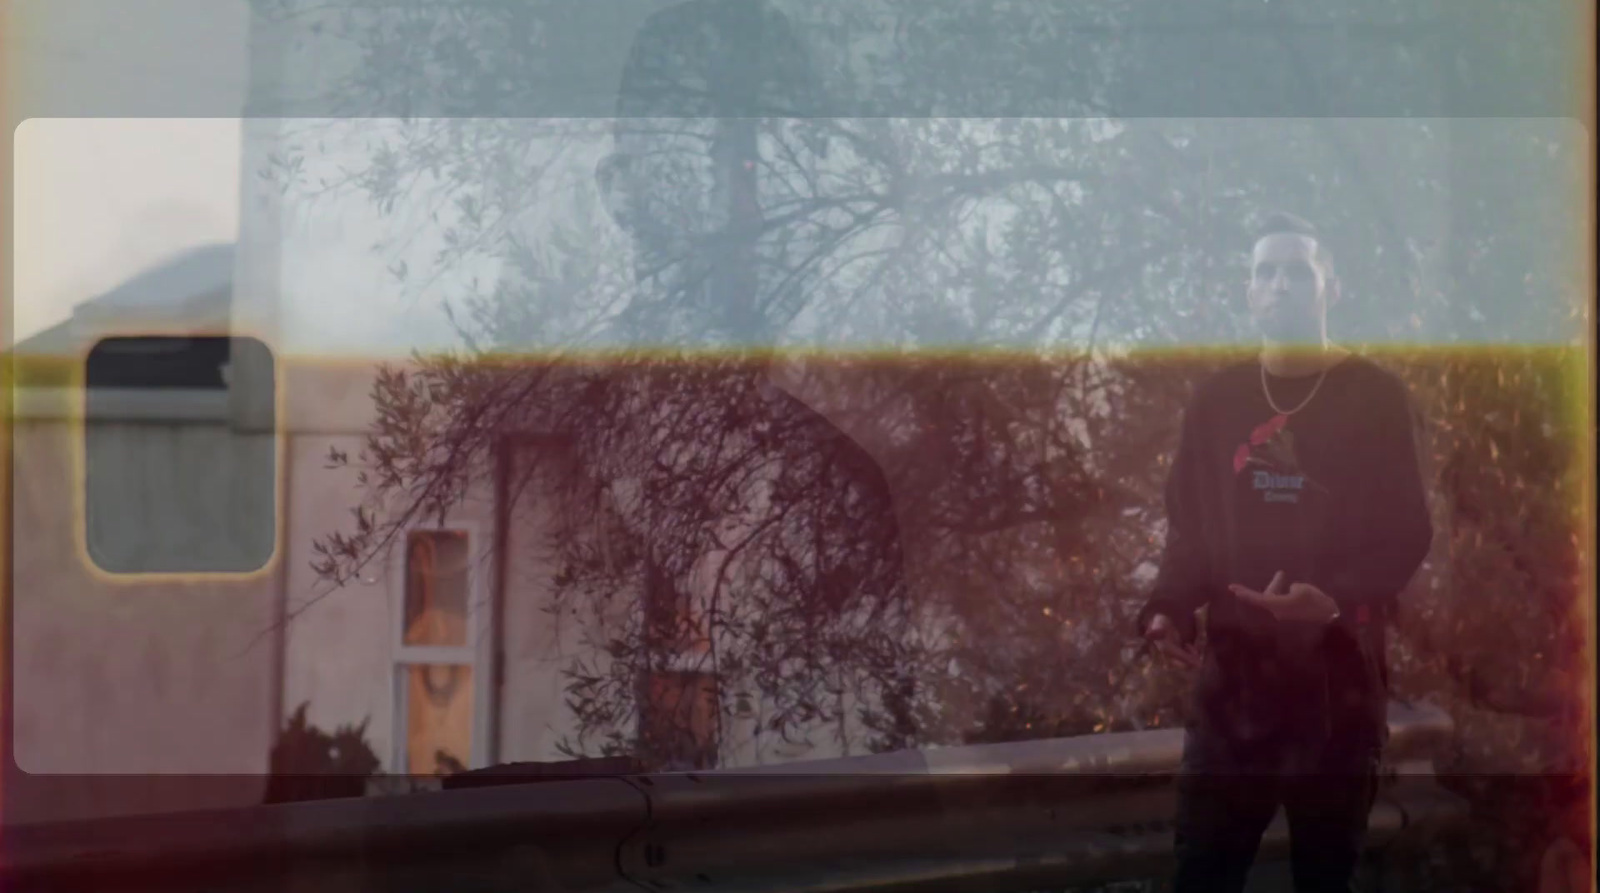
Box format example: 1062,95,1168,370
83,336,276,574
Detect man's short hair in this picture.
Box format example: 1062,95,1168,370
1252,210,1336,276
614,0,820,122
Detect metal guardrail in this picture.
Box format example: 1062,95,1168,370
1,701,1467,893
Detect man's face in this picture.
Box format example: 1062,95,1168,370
597,119,764,343
598,116,832,347
598,119,724,259
1247,233,1333,345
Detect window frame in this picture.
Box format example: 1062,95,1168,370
389,520,492,775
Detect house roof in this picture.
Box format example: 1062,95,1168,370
13,242,235,358
10,242,235,389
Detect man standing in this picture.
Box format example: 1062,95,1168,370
1137,212,1433,892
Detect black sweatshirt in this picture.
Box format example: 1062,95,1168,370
1136,353,1433,750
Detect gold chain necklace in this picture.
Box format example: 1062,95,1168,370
1260,358,1330,416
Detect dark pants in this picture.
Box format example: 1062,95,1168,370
1171,724,1384,893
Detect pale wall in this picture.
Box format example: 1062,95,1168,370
494,436,886,770
7,356,920,822
278,361,499,773
8,414,278,823
497,447,581,763
270,363,904,774
278,431,399,767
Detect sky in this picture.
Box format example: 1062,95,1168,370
7,1,1585,354
12,118,244,343
8,0,542,358
8,0,251,345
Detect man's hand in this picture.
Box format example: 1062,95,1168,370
1230,571,1340,625
1143,613,1203,669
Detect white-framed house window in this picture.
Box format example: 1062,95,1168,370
390,522,492,775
